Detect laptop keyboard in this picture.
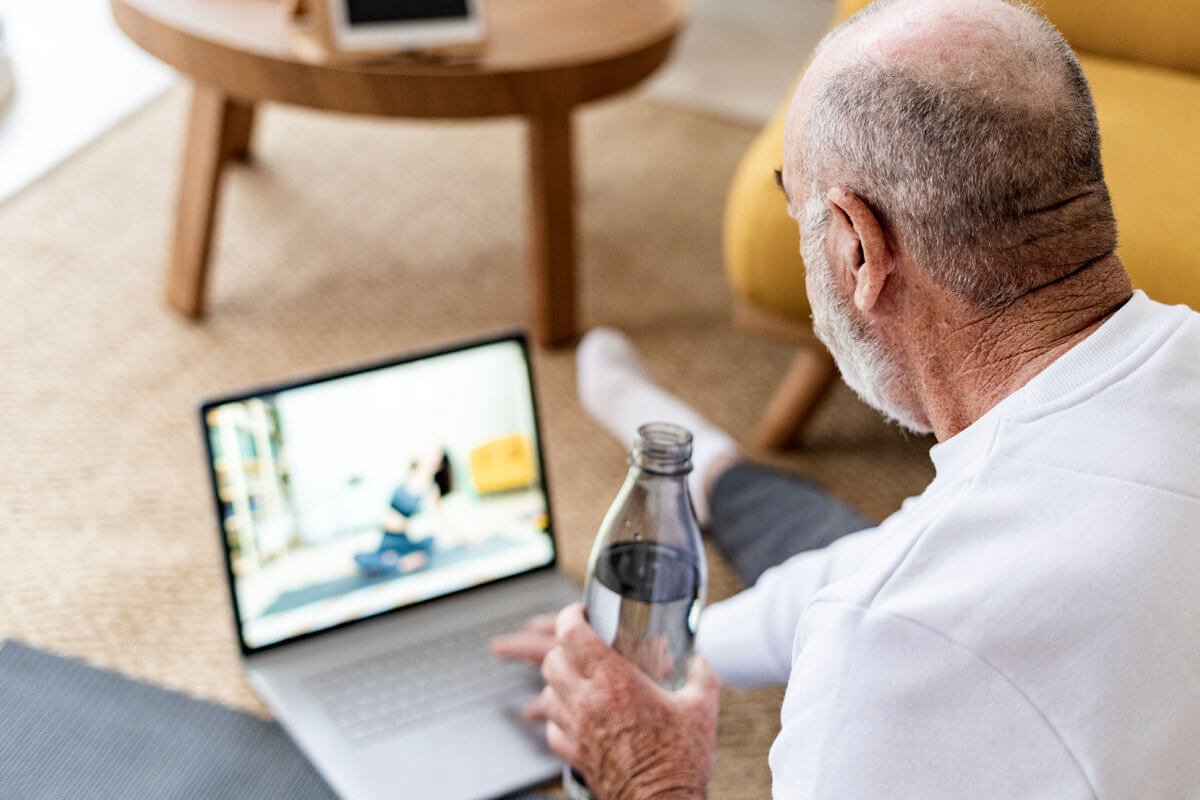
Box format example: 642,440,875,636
304,608,551,745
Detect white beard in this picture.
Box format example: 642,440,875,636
801,198,931,434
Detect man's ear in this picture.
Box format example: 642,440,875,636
825,187,894,313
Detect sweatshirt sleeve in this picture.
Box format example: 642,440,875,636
768,600,1095,799
695,525,887,688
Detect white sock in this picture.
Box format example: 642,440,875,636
576,327,739,525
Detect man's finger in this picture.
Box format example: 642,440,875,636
531,685,577,736
541,645,584,700
520,690,547,722
555,603,610,669
489,630,556,664
682,654,722,698
545,720,579,767
554,603,587,637
490,613,560,662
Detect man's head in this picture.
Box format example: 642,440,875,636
780,0,1121,434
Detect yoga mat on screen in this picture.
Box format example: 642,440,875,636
0,640,553,799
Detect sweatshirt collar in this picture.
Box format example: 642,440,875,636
928,290,1168,478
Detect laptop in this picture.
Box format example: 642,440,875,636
198,332,580,800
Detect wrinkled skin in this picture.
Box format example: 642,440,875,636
492,604,720,799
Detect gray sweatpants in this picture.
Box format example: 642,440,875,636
707,461,873,587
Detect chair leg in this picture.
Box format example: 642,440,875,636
754,343,838,449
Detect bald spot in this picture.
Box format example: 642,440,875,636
788,0,1074,193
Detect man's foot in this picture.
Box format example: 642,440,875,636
576,327,739,525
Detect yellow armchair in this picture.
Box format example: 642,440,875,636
724,0,1200,448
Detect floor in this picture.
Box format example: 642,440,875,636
0,0,832,205
647,0,836,125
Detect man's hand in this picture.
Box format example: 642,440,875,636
534,603,721,800
491,611,569,722
490,612,559,668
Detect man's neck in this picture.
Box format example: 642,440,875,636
905,255,1133,441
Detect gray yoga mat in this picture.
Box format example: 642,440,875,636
0,640,553,799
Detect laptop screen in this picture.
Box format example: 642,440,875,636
200,334,556,653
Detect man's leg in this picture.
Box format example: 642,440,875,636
707,461,871,586
577,328,739,524
577,328,871,586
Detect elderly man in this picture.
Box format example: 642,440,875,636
494,0,1200,796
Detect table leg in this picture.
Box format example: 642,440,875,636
527,107,578,347
166,84,253,317
221,99,256,163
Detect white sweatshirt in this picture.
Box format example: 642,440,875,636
697,292,1200,798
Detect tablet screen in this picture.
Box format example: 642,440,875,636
345,0,470,26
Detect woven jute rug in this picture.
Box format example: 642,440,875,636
0,87,933,798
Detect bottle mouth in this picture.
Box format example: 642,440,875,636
631,422,693,475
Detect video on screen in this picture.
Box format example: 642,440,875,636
204,341,554,649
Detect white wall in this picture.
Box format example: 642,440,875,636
0,0,173,202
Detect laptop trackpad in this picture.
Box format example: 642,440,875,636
355,703,560,799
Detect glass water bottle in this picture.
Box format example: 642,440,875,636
563,422,708,800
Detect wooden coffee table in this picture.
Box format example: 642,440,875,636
111,0,687,345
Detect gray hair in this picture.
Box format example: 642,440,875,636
803,0,1118,308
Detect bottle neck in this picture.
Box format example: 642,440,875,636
631,422,693,476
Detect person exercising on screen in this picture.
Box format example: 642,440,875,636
354,444,452,576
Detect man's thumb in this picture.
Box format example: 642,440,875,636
683,654,722,696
